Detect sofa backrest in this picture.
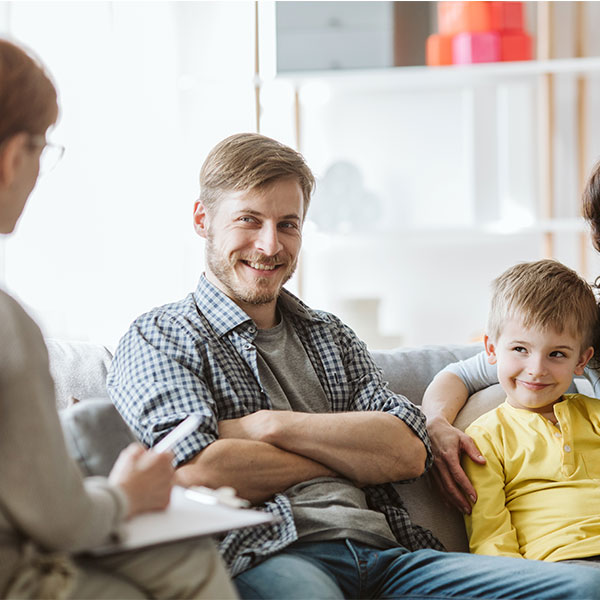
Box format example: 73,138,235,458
370,343,483,406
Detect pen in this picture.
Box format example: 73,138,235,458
153,415,201,453
185,486,251,509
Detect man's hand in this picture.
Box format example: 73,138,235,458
109,443,174,518
427,416,485,514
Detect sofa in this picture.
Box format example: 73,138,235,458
48,337,593,554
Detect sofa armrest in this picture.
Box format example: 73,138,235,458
46,339,113,409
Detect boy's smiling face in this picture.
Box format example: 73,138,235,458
485,315,594,416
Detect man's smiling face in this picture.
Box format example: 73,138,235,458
197,177,304,310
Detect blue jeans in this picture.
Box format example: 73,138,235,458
234,539,600,599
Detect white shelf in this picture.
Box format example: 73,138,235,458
274,56,600,92
305,218,588,240
481,217,588,235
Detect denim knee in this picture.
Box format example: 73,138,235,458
567,565,600,599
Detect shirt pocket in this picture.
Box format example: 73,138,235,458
579,449,600,480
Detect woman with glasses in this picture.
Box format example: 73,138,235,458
0,38,237,600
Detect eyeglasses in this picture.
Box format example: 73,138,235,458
28,134,65,176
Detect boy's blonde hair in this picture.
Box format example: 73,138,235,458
488,259,598,350
199,133,315,218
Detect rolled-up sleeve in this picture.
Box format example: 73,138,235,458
107,312,219,466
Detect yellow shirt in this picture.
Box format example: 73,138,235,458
463,394,600,562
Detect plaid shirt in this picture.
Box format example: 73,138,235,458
107,275,444,576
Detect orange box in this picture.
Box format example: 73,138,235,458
438,1,492,35
426,34,453,66
500,31,532,61
491,2,525,32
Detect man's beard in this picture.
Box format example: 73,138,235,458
206,235,297,306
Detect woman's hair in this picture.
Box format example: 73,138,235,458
583,160,600,253
581,161,600,364
0,38,58,144
199,133,315,218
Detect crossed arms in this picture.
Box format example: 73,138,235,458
176,409,428,505
108,310,430,505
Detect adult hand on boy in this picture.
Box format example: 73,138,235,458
427,416,485,514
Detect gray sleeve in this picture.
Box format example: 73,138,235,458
441,350,499,396
584,363,600,398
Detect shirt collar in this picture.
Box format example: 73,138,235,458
193,274,324,337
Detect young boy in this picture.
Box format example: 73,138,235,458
463,259,600,565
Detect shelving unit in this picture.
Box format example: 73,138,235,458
259,53,600,243
273,56,600,92
255,2,600,346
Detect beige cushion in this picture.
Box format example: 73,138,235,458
396,473,469,552
455,384,505,432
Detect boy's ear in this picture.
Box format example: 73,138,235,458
484,334,497,365
193,200,208,239
574,346,594,376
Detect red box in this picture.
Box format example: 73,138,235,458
438,1,492,35
426,34,453,66
491,2,525,32
453,31,500,64
500,31,532,61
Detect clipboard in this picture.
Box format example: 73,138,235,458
86,485,274,555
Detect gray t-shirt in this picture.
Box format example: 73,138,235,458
254,313,397,549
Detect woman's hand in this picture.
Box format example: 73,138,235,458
109,443,174,518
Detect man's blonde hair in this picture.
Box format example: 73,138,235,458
488,259,598,349
199,133,315,218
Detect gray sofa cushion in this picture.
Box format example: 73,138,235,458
59,397,136,477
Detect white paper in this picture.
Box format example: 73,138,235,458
87,486,273,555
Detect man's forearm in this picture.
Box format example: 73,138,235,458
175,438,336,504
220,411,427,485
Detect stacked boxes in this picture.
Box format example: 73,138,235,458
426,1,532,66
